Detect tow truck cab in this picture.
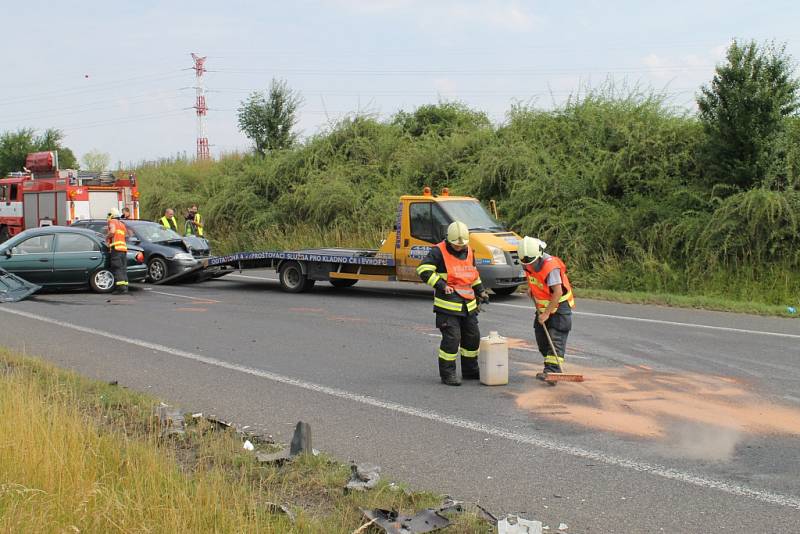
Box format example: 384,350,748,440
380,189,525,295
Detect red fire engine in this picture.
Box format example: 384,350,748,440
0,151,139,243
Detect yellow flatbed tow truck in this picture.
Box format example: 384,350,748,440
202,188,526,294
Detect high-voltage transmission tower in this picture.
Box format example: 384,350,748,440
191,53,209,160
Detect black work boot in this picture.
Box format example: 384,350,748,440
439,360,461,386
461,356,480,380
535,364,562,381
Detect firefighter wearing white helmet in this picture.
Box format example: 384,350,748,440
518,236,575,380
416,221,489,386
106,207,129,294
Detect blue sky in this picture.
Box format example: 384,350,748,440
2,0,798,166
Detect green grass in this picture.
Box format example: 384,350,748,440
0,349,491,533
578,288,798,318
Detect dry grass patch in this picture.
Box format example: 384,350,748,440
0,349,491,533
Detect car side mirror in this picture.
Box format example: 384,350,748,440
129,237,141,245
4,249,11,258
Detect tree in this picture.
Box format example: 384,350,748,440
82,149,110,172
237,79,303,155
393,102,491,137
697,39,800,190
0,128,78,175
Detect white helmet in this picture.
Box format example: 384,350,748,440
446,221,470,246
107,208,121,219
517,236,546,264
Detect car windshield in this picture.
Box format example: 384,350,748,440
439,200,504,232
133,223,182,243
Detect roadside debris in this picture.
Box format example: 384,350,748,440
345,463,381,492
154,403,186,437
558,523,569,531
497,515,543,534
360,508,450,534
290,421,312,455
264,502,295,522
254,421,313,465
0,268,40,303
242,440,255,451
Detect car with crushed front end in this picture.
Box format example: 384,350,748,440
0,226,146,293
70,219,209,283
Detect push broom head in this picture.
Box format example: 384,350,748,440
545,373,585,383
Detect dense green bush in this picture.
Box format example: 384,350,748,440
136,92,800,305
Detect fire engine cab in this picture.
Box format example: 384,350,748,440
0,151,139,243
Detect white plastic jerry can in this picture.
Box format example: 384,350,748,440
479,331,509,386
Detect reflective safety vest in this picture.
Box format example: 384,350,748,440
437,241,479,300
160,216,178,232
429,241,481,314
186,213,204,236
524,255,575,312
108,219,128,252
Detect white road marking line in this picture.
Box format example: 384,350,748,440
224,273,798,339
492,302,800,340
227,273,277,281
149,290,221,303
2,306,798,510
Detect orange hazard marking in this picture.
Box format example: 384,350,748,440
515,365,800,458
176,307,208,312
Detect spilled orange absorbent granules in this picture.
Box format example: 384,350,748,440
514,364,800,440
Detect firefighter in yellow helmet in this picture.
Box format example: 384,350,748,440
106,208,129,294
518,236,575,381
416,221,490,385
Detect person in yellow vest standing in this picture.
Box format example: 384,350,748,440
517,236,575,381
159,208,179,232
416,221,490,386
185,204,204,237
106,208,129,294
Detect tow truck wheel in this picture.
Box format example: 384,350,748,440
279,261,311,293
330,279,358,288
147,257,168,283
90,269,116,293
491,286,518,297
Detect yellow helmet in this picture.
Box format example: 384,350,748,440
446,221,470,246
107,208,121,219
518,236,546,264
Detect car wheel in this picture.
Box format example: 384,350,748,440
279,261,311,293
147,257,168,283
491,286,519,297
90,269,116,293
330,278,358,288
0,226,9,244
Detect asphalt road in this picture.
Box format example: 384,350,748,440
1,271,799,533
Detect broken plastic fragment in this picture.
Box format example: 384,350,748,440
243,440,255,451
362,508,450,533
498,515,543,534
558,523,568,531
346,463,381,491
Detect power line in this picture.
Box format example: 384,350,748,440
0,70,185,107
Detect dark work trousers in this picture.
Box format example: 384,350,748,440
534,312,572,371
436,312,481,379
109,250,128,293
